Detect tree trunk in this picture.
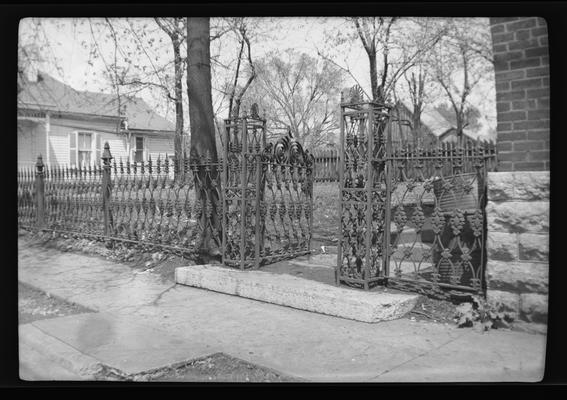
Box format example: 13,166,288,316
172,32,184,180
368,52,380,102
412,107,422,146
456,117,464,146
186,17,222,256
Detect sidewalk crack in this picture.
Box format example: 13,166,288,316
370,331,469,380
151,284,177,306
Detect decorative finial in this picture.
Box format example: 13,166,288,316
102,142,113,165
250,103,260,119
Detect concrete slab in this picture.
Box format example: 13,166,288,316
19,322,102,380
126,285,467,381
371,328,547,382
27,312,215,376
19,340,86,381
175,264,419,323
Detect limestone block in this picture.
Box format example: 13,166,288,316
175,265,419,323
486,290,520,316
486,260,548,293
486,201,549,233
487,172,515,201
518,233,549,261
513,172,550,201
487,231,518,261
520,293,548,323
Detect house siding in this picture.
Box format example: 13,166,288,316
99,132,129,161
147,135,174,160
19,113,175,169
18,120,46,168
48,124,70,165
47,116,126,165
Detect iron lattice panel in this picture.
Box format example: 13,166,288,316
337,97,496,297
384,143,494,298
17,167,37,229
107,157,222,254
337,103,391,289
222,117,266,269
222,116,315,269
43,164,106,236
260,139,314,264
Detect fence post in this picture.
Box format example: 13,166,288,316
101,142,113,236
35,154,45,229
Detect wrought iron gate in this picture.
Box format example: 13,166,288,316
222,112,314,269
337,96,497,298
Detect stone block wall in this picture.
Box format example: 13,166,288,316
490,17,550,171
485,171,549,323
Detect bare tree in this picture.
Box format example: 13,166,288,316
430,19,493,144
354,17,447,103
225,18,256,120
154,17,187,177
244,50,343,150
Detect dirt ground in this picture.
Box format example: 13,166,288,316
18,281,94,325
144,353,298,382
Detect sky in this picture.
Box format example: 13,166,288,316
18,17,496,140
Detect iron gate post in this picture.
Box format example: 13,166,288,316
382,121,393,281
252,118,266,269
35,154,45,229
239,118,248,270
101,142,113,236
336,102,345,286
221,118,229,267
363,108,375,290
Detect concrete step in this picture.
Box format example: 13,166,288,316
175,265,419,323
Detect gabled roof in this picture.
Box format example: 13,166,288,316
18,71,175,132
438,127,477,141
395,100,454,137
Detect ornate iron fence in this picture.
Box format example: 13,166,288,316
18,144,222,257
17,160,39,229
107,153,222,254
222,114,314,269
337,100,391,290
337,97,497,298
312,149,340,182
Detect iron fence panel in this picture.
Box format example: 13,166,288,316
336,92,497,298
17,166,37,228
222,114,314,269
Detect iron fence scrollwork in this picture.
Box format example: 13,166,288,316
222,109,314,269
337,90,497,298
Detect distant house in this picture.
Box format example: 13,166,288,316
437,127,478,144
389,101,442,146
17,71,176,168
391,101,485,146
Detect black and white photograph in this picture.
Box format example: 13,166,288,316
14,10,552,384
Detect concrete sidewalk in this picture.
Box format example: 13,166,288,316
18,239,547,382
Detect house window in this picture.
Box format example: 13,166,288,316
69,131,101,167
78,132,92,166
134,136,144,163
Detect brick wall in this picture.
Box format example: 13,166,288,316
490,17,550,171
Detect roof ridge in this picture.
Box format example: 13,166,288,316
19,71,180,132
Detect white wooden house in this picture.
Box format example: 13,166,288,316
17,71,176,169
